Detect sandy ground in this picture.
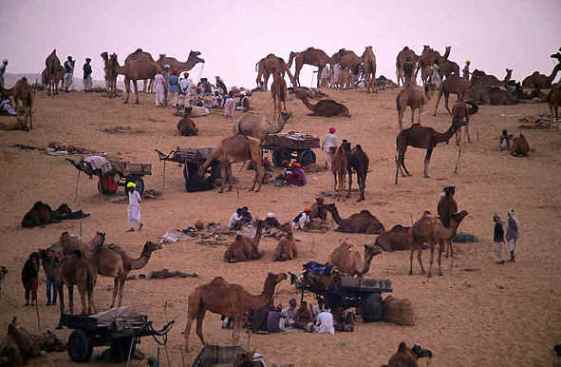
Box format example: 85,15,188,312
0,87,560,367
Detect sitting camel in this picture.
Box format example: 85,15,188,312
184,272,287,351
510,133,530,157
1,77,33,130
375,225,413,252
395,118,466,184
224,220,264,263
383,342,418,367
410,210,469,277
177,116,198,136
272,230,298,261
328,241,383,277
296,95,351,117
200,134,264,193
324,203,385,234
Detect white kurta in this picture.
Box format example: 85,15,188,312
154,74,166,106
315,311,335,334
128,190,142,226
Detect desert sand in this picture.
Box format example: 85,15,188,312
0,87,560,367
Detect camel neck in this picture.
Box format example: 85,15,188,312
253,222,263,245
328,206,344,225
128,248,152,270
299,96,315,111
435,124,459,144
359,251,374,276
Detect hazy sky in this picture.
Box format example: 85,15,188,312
2,0,560,87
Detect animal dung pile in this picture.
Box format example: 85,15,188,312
382,296,415,326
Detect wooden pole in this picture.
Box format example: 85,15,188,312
162,160,166,191
74,170,81,202
454,144,463,174
34,300,41,331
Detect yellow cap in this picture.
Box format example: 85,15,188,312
126,181,136,189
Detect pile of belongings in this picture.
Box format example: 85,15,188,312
47,142,101,156
22,202,90,228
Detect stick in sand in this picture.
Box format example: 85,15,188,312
454,144,463,174
34,300,41,331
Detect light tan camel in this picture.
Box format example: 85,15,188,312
410,210,469,277
272,230,298,261
287,47,332,87
255,54,293,90
510,133,530,157
224,220,264,263
362,46,377,93
156,52,204,75
522,64,560,91
45,49,62,96
1,77,33,130
328,241,383,277
375,225,413,252
271,71,288,119
200,135,264,193
119,49,162,104
233,111,291,140
100,52,119,97
183,272,287,351
331,145,348,193
396,82,430,130
395,46,419,87
92,241,162,308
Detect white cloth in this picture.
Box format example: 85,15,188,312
495,242,506,262
224,98,236,118
190,105,210,117
315,311,335,335
128,190,142,227
84,155,111,174
292,212,310,231
0,98,16,115
322,133,337,152
331,64,342,85
154,73,166,106
64,73,73,90
507,239,517,259
179,78,192,95
228,212,242,229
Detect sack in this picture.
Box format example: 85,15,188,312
382,296,415,326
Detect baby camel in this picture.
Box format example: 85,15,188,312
224,220,264,262
272,230,298,261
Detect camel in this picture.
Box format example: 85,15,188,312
91,241,162,308
328,241,383,277
522,65,560,91
395,46,419,87
156,51,204,75
433,75,471,115
343,142,369,201
437,58,460,79
296,95,351,117
331,144,348,194
271,71,288,118
200,135,264,193
183,272,287,351
324,203,385,234
57,250,95,317
41,66,63,93
255,54,293,90
332,49,362,76
547,84,561,120
416,45,449,85
375,225,413,252
45,49,62,96
224,220,264,263
233,111,291,140
118,49,162,104
287,47,332,88
272,230,298,261
2,77,33,130
290,86,328,100
451,100,473,144
395,118,465,184
471,69,512,89
177,116,198,136
396,82,430,130
410,210,468,277
361,46,377,93
100,52,120,97
510,133,530,157
384,342,418,367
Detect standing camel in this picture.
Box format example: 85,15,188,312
156,51,204,75
396,83,430,130
331,144,348,194
362,46,377,93
233,111,291,140
183,272,287,351
119,49,162,104
287,47,332,88
200,135,264,193
395,47,419,87
342,141,370,201
547,84,561,120
1,77,33,130
100,52,119,97
328,241,383,277
45,49,62,96
433,75,471,116
255,54,293,90
271,71,287,119
395,119,466,184
410,210,469,277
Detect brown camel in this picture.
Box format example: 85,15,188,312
1,77,33,130
45,49,62,96
396,82,430,130
332,48,362,76
362,46,377,93
395,119,465,183
100,52,120,97
287,47,332,88
233,111,291,140
200,134,264,193
342,141,370,201
328,241,383,277
296,95,351,117
57,250,95,317
92,241,162,308
118,49,162,104
156,51,204,75
224,220,264,263
510,133,530,157
416,45,449,85
522,64,560,91
433,75,471,115
331,144,348,195
324,203,385,234
451,100,471,144
177,116,198,136
271,71,288,118
375,225,413,252
255,54,293,90
272,230,298,261
547,84,561,120
395,46,419,87
41,66,63,93
183,272,287,351
384,342,418,367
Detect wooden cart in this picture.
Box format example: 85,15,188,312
262,132,320,167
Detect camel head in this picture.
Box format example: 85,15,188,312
341,105,352,118
100,51,109,60
143,241,163,254
267,272,288,285
364,243,383,259
341,140,351,153
188,50,205,64
279,111,291,123
95,231,106,245
451,210,469,225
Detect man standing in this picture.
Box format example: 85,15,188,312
322,127,338,169
83,58,93,92
462,60,471,81
178,72,192,111
506,209,519,262
0,59,7,89
63,56,75,92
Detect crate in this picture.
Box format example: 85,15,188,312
262,133,320,150
110,160,152,176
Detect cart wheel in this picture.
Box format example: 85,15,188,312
360,293,384,322
110,337,136,363
299,149,316,166
272,149,292,167
68,329,93,362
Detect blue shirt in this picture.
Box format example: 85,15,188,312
168,75,179,93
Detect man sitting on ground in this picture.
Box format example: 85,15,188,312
280,298,299,329
285,162,306,186
315,307,335,335
292,208,311,231
293,301,314,332
228,208,244,230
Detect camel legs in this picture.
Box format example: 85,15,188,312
417,105,423,124
433,90,443,116
444,94,452,115
195,309,207,346
117,277,126,307
252,161,264,192
333,172,338,192
133,80,140,104
398,108,404,130
346,169,353,198
110,278,119,308
424,148,433,178
232,317,242,346
437,240,444,276
294,62,303,87
226,163,233,192
417,247,426,274
428,243,435,278
68,285,74,314
124,78,130,104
